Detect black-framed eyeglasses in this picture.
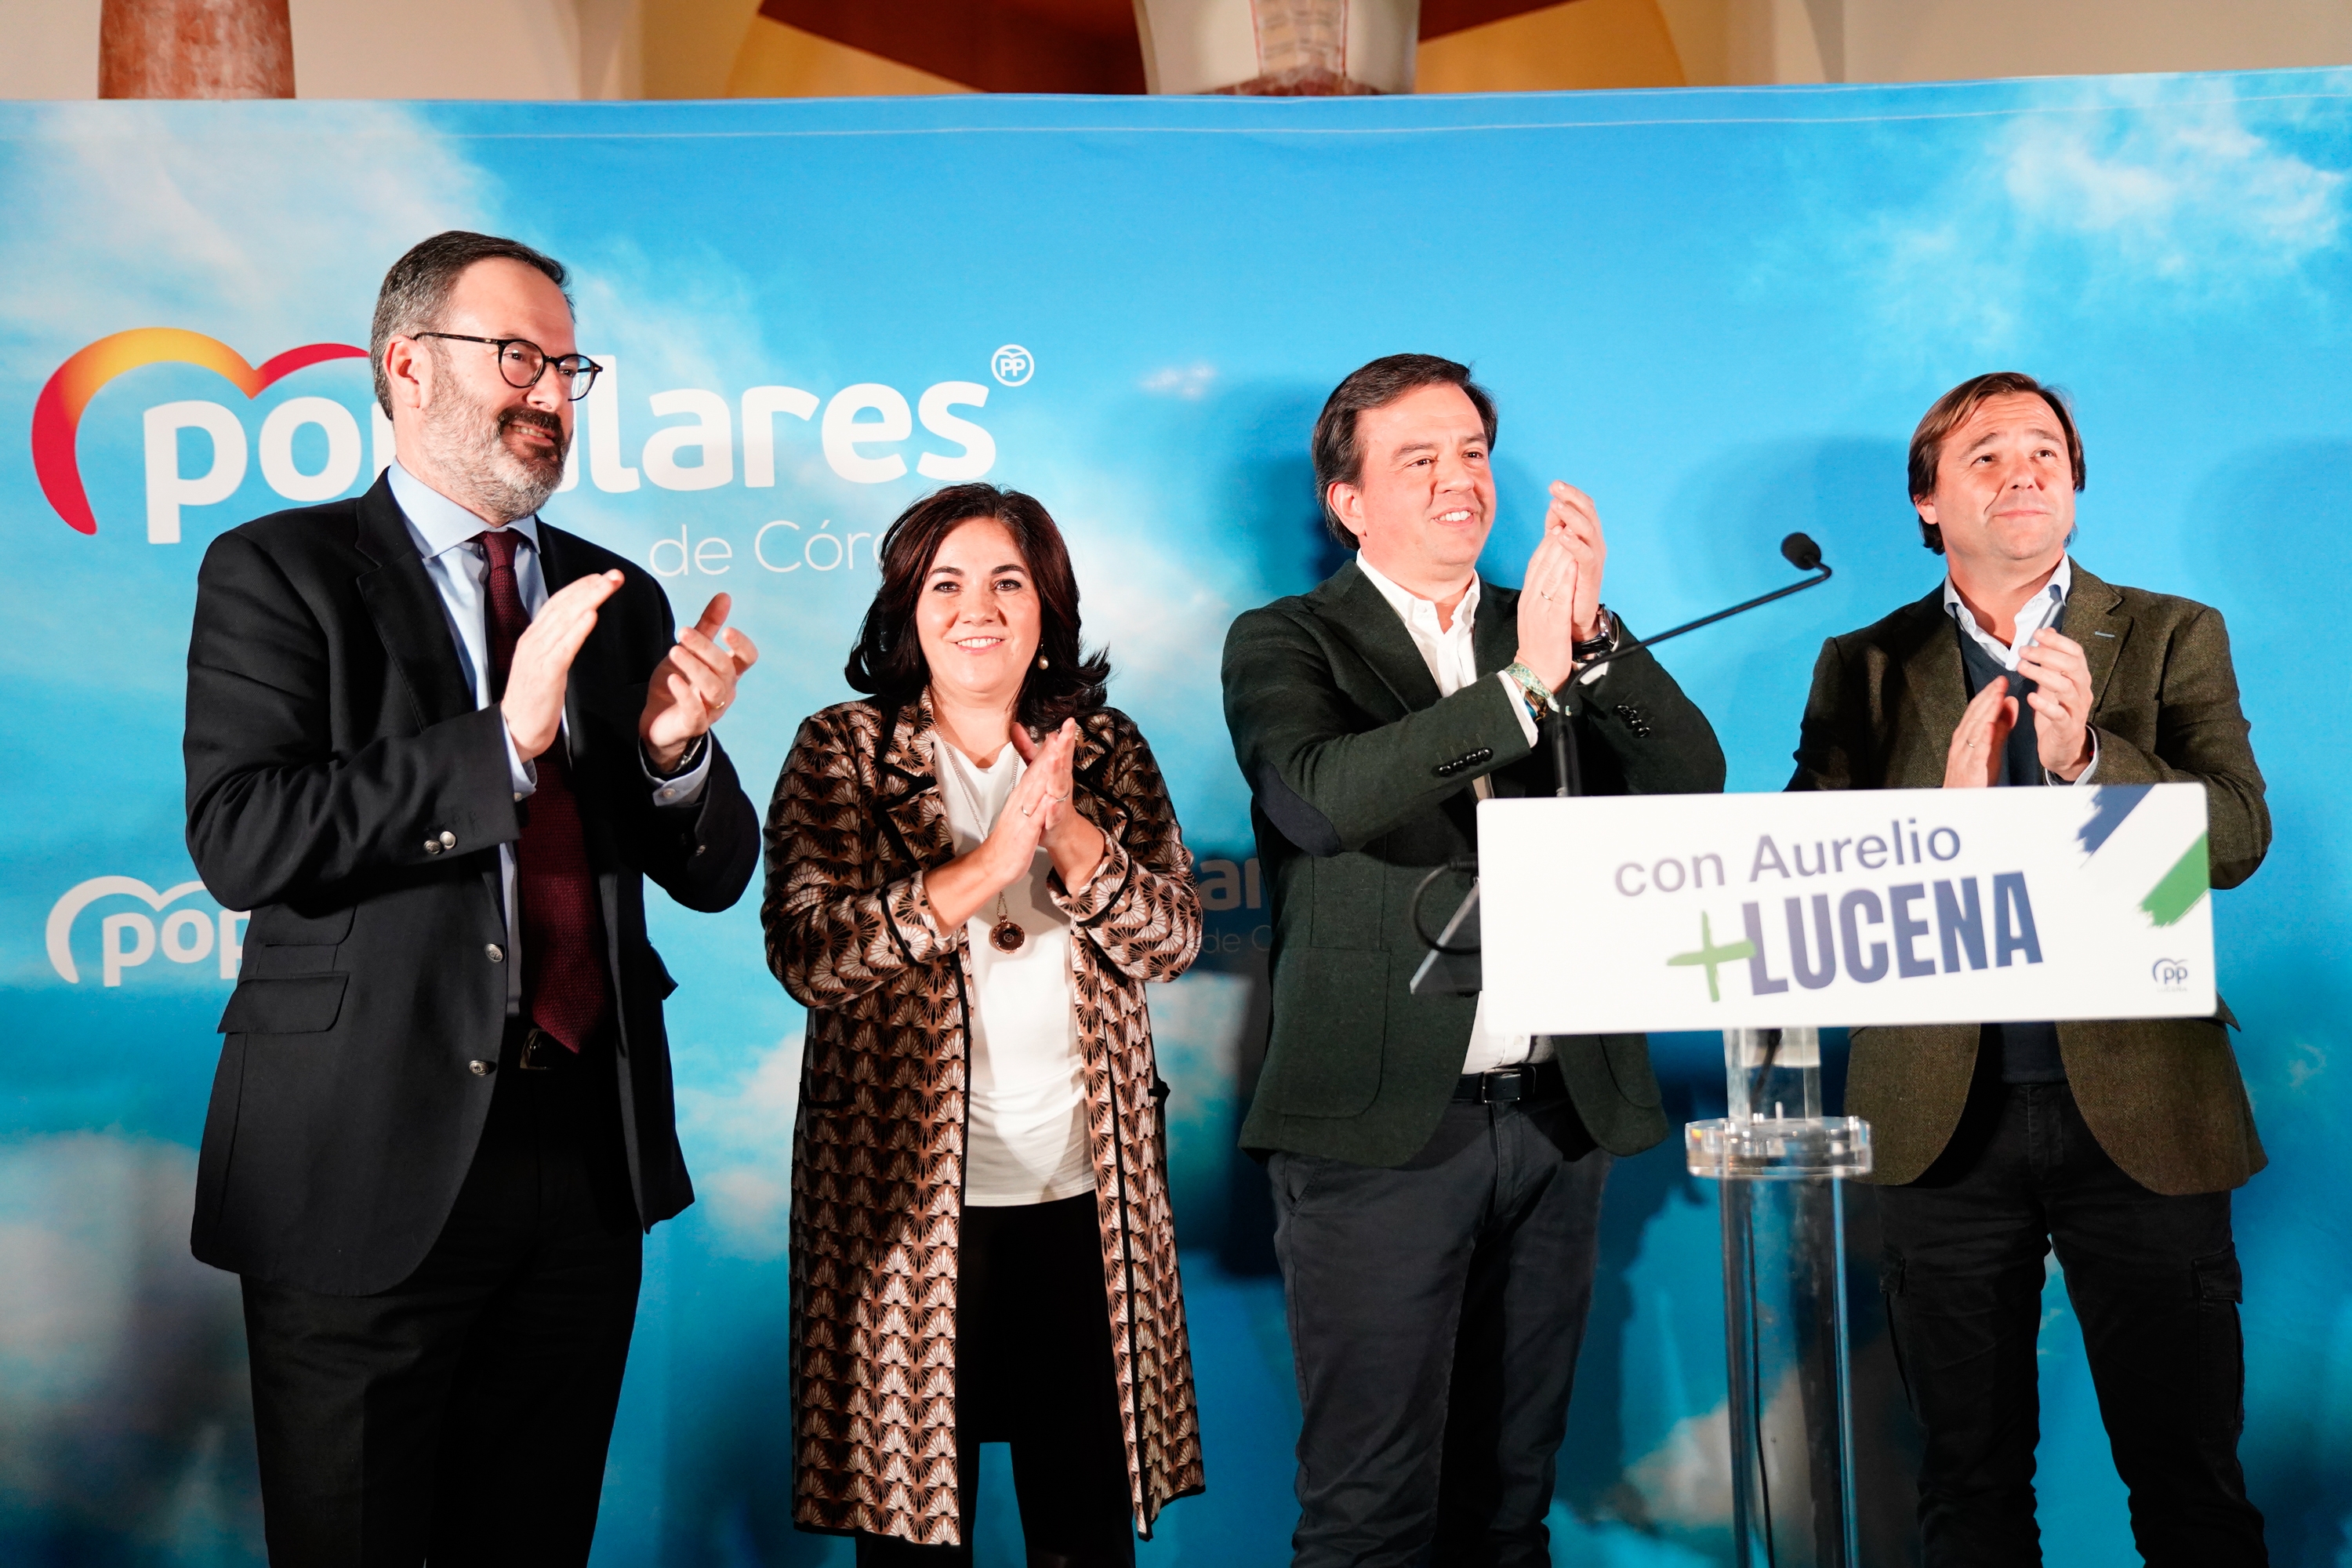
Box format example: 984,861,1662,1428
413,332,601,401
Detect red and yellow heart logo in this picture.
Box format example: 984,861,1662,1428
32,328,368,534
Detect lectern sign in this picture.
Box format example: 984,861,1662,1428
1477,784,2216,1036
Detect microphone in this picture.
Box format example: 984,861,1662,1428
1545,534,1834,797
1415,533,1839,998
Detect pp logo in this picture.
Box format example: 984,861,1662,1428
990,344,1034,387
47,877,247,986
2151,957,2192,991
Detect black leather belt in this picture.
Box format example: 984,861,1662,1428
1454,1059,1566,1105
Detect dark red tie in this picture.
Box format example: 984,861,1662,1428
476,528,612,1053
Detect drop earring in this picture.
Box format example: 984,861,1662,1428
1036,654,1048,670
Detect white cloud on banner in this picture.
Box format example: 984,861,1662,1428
2002,109,2342,278
1826,78,2349,355
1135,969,1253,1229
1620,1396,1734,1531
1140,363,1218,400
0,102,488,368
674,1030,804,1263
0,1134,252,1533
1066,525,1237,706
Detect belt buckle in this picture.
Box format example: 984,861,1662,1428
1483,1067,1527,1104
517,1026,560,1071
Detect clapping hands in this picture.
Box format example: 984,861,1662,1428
1009,718,1104,889
1943,630,2095,788
924,718,1105,930
1513,481,1610,691
641,593,760,772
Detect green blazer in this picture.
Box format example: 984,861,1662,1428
1223,561,1726,1167
1788,562,2270,1195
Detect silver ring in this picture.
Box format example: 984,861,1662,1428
1047,790,1071,803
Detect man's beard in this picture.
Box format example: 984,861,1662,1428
419,371,570,523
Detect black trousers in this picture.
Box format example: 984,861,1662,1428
1880,1070,2267,1567
1269,1091,1610,1568
240,1023,644,1567
853,1193,1135,1568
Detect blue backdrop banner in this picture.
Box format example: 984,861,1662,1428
2,71,2348,1566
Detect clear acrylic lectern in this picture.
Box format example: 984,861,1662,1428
1686,1028,1872,1568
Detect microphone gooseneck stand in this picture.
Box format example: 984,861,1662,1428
1410,532,1836,982
1412,532,1866,1567
1548,531,1833,798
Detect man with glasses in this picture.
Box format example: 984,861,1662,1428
183,230,763,1564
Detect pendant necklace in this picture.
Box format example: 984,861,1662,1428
989,892,1026,954
940,731,1027,954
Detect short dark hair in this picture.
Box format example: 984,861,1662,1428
370,230,571,415
845,483,1111,731
1907,372,2085,555
1311,354,1497,545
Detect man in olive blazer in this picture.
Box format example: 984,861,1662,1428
1789,372,2269,1566
1223,355,1722,1567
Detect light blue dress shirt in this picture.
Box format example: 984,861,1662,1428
386,460,713,1014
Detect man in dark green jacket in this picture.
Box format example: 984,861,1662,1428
1222,354,1724,1567
1789,372,2270,1567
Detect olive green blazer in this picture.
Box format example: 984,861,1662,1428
1788,563,2270,1194
1224,561,1726,1167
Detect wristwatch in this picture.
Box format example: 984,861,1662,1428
1573,606,1621,662
654,731,710,779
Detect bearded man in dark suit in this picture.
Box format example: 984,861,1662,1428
183,231,760,1565
1789,371,2270,1566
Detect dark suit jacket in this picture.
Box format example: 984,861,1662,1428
1788,562,2270,1194
1224,561,1726,1166
183,472,760,1294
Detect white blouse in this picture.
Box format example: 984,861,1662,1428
933,739,1094,1207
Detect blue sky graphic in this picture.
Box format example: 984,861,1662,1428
2,72,2350,1563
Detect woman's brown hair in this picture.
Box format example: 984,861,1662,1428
845,483,1112,730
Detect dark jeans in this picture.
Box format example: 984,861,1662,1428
1880,1074,2266,1568
1269,1093,1611,1568
854,1193,1135,1568
241,1023,643,1567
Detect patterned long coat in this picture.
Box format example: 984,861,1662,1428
762,694,1206,1547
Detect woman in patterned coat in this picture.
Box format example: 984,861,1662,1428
763,483,1205,1564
